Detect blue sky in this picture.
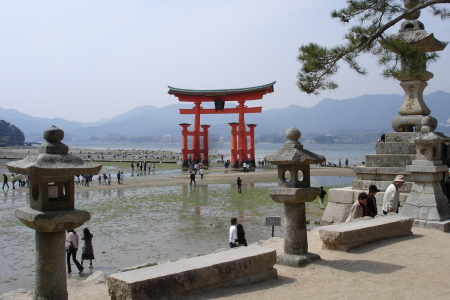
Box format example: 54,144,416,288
1,0,449,122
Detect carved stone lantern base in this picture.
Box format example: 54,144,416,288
277,252,321,268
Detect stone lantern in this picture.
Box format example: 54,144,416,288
400,132,450,229
380,0,447,133
6,126,102,300
264,127,325,267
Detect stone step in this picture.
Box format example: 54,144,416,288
375,142,416,155
385,132,422,143
351,179,412,193
107,245,277,300
365,154,415,167
353,167,411,183
354,166,408,175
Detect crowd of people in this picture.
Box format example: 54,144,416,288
344,175,405,222
316,174,408,223
2,173,29,190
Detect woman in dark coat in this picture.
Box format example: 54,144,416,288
366,185,380,217
81,228,95,268
237,224,247,247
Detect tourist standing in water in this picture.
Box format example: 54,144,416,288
190,172,196,187
81,228,95,269
66,230,83,274
237,177,242,194
199,166,204,180
2,174,9,190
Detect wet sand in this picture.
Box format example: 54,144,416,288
0,146,356,194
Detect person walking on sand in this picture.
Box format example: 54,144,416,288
237,224,247,247
66,230,84,274
2,174,9,190
117,171,121,185
80,228,95,269
190,172,196,187
382,175,405,215
318,186,327,210
229,218,239,248
345,158,349,168
120,172,124,184
107,174,111,186
237,177,242,194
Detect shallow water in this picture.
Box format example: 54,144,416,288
0,176,352,295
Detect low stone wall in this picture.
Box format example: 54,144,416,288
107,245,277,299
321,187,409,225
319,215,414,251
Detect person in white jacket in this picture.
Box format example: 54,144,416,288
382,175,405,214
229,218,239,248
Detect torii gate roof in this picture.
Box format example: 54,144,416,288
168,81,275,101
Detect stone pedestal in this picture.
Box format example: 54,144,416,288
322,133,416,225
16,208,91,300
284,203,307,254
35,231,68,300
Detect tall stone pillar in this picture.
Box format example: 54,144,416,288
179,123,191,168
247,124,257,167
200,124,211,166
229,122,239,168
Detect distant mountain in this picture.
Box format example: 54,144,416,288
1,91,449,142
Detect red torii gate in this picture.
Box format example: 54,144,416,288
168,82,275,169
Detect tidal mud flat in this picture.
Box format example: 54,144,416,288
0,147,355,295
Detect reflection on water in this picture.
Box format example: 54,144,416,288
0,176,352,295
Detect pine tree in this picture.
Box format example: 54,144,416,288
296,0,450,95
